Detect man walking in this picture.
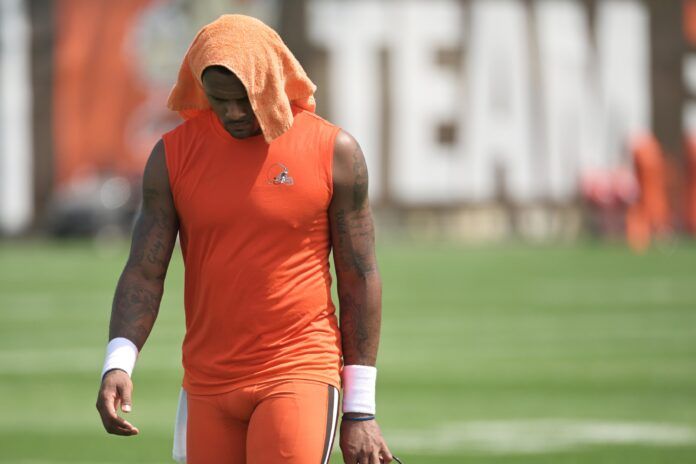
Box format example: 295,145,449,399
95,14,393,464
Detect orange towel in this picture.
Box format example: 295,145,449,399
167,14,316,142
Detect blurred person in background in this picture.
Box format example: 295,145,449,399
95,14,394,464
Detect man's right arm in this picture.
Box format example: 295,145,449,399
108,139,178,348
96,139,178,436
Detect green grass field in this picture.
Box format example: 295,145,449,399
1,239,696,463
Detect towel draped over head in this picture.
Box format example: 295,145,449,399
167,14,316,143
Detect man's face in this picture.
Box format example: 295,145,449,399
201,67,262,139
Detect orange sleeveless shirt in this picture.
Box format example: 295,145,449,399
162,109,342,394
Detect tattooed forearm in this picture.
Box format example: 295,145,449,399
109,272,163,348
339,291,381,365
107,140,178,350
109,201,176,348
330,130,382,366
333,206,381,363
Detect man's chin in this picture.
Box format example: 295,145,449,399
225,124,261,139
226,126,262,139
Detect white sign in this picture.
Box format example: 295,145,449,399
309,0,650,205
0,0,33,234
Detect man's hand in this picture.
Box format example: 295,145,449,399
340,418,393,463
96,369,140,436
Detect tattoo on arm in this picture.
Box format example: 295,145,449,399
335,208,376,275
108,141,178,350
110,278,160,346
351,144,369,210
330,131,382,366
338,293,371,350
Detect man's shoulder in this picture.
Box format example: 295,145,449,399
294,109,339,131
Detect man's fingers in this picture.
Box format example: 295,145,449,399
342,451,357,464
97,372,139,437
97,390,139,435
104,414,139,435
380,442,394,463
118,383,133,413
349,450,378,464
97,390,119,421
110,424,139,436
115,419,139,435
108,421,136,435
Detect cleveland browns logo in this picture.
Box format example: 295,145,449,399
266,163,294,185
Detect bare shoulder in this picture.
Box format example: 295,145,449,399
332,129,368,188
143,139,171,194
144,139,166,178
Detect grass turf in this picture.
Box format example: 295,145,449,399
1,239,695,462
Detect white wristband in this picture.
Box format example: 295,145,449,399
341,365,377,414
101,337,139,379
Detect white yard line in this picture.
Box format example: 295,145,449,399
384,419,696,454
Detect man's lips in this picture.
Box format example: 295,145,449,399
225,120,252,130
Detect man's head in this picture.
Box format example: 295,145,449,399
201,65,262,139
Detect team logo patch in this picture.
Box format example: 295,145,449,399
266,163,294,185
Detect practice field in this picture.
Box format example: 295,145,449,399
1,239,695,463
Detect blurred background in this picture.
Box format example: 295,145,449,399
1,0,695,463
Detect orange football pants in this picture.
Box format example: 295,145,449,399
187,379,340,464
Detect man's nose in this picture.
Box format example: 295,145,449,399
225,102,248,121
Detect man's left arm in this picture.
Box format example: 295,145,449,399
329,130,393,464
